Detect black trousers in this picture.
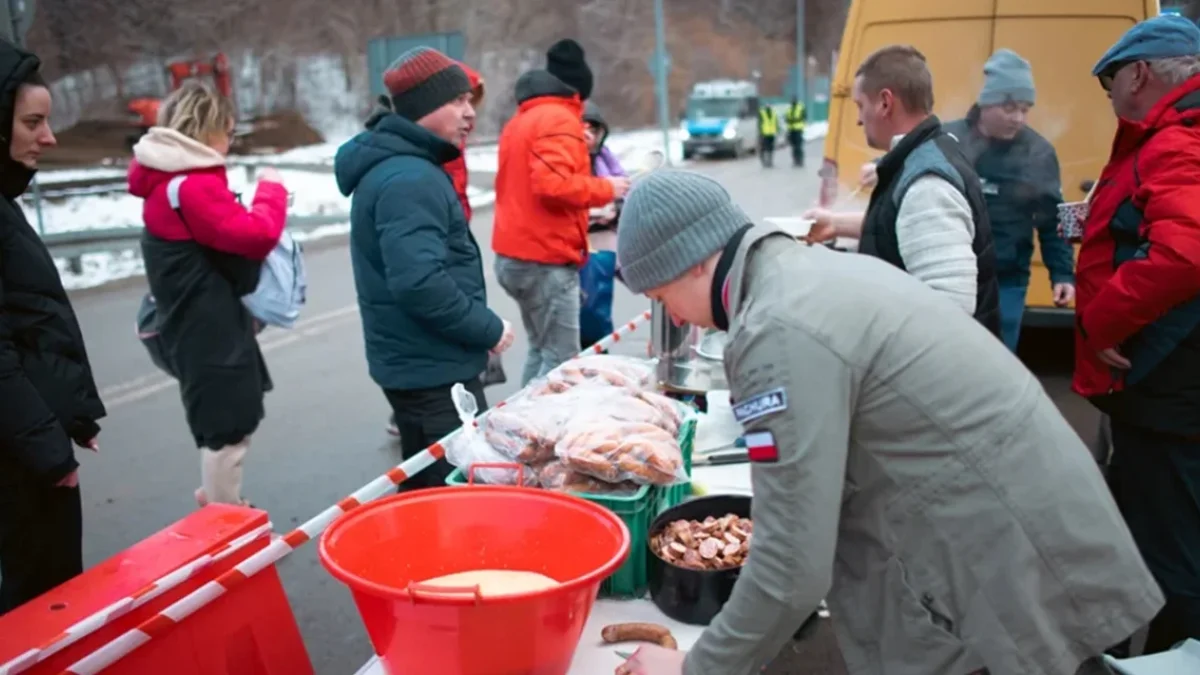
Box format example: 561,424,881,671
788,129,806,166
759,135,775,167
1109,420,1200,653
0,469,83,615
383,378,489,491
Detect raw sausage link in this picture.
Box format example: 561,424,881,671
601,622,679,649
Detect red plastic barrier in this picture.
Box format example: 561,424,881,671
0,504,312,675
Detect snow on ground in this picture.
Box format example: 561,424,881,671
23,128,676,234
37,166,129,184
48,123,829,290
33,122,830,235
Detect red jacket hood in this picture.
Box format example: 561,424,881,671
458,62,485,107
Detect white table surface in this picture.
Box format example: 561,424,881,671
353,596,712,675
354,414,753,674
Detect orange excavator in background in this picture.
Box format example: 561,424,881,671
126,52,234,148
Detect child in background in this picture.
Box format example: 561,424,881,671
580,102,626,350
583,102,626,180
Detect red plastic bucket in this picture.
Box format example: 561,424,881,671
318,486,630,675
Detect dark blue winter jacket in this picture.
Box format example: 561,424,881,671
335,114,502,390
944,112,1075,288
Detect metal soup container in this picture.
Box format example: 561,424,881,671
650,300,728,396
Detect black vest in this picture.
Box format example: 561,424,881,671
860,116,1001,337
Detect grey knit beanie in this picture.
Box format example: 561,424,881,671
616,169,752,294
978,49,1035,106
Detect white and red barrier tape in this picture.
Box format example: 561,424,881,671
49,308,652,675
0,524,271,675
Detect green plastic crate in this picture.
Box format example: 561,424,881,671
655,412,697,516
444,406,698,599
445,467,656,597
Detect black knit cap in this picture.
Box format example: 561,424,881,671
383,46,472,122
546,39,593,100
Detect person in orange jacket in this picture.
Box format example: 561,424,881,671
492,39,631,386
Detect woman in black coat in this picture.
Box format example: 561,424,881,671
0,41,106,614
130,81,287,506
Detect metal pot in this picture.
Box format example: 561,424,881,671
650,300,728,395
646,494,751,625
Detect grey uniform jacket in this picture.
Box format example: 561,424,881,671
683,225,1162,675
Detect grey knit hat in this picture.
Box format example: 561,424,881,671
978,49,1035,106
616,169,752,293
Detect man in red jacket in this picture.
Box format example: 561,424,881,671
1075,15,1200,652
444,62,484,223
492,39,630,386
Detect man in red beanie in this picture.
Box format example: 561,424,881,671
336,46,513,490
385,60,487,437
492,39,630,386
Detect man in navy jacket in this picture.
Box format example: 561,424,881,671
336,47,514,489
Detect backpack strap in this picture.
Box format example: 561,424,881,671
167,174,187,213
165,174,197,238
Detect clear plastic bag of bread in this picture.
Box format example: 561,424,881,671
525,355,655,397
444,383,537,486
478,396,566,464
556,420,689,486
534,460,641,496
561,382,686,437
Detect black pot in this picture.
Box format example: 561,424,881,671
646,494,752,625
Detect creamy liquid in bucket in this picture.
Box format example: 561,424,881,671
418,570,559,597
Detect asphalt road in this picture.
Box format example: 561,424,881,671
62,139,1097,674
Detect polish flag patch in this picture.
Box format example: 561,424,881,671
744,430,779,463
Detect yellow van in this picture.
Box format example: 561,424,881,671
818,0,1160,328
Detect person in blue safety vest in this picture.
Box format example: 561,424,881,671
785,97,807,167
757,104,778,168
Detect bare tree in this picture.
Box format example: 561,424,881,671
24,0,851,135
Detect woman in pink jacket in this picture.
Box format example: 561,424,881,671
129,80,288,507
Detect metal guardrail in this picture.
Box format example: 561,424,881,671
34,155,494,271
26,176,129,200
44,213,351,273
31,161,345,270
29,161,339,202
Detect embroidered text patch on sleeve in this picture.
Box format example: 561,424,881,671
732,387,788,424
744,430,780,463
